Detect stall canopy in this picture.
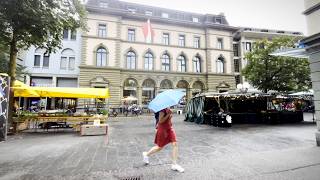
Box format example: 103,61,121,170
13,81,40,97
12,82,110,99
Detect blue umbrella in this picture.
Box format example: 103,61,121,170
148,89,185,112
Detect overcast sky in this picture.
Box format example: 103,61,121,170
123,0,307,35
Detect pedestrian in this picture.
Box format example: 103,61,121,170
143,108,184,173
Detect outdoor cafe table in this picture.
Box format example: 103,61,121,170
29,116,107,131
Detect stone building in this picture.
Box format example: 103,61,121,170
233,27,303,85
80,0,239,106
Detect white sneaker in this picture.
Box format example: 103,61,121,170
171,164,184,173
142,152,149,164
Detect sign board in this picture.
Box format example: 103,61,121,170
0,74,10,141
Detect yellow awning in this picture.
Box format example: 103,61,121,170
13,88,40,97
13,87,110,98
12,81,40,97
11,81,110,98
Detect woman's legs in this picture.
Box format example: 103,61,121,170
143,145,162,164
171,142,184,172
171,142,178,164
146,145,162,156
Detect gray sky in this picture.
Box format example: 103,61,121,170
123,0,307,35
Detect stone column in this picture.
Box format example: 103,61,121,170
155,86,159,96
309,52,320,146
187,88,192,101
137,86,142,106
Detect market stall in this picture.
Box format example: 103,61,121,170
185,92,305,127
11,84,110,133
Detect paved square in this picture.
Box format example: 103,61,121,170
0,114,319,180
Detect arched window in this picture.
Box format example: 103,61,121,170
216,56,224,73
160,79,173,89
193,56,201,73
192,81,204,95
161,53,170,71
123,78,138,98
126,51,136,69
61,48,75,70
34,48,49,68
96,47,107,67
142,79,156,104
144,52,153,70
177,55,186,72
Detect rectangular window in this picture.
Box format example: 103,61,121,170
98,24,107,38
163,33,169,45
69,57,75,70
43,55,49,68
192,17,199,23
194,37,200,48
161,13,169,18
63,29,69,40
145,11,153,16
179,35,185,47
34,55,41,67
245,42,252,51
217,38,223,49
128,29,135,42
234,59,240,72
60,57,67,69
71,30,76,40
233,44,239,56
215,18,222,24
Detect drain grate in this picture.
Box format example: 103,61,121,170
117,175,143,180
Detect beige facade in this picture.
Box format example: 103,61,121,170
80,0,237,106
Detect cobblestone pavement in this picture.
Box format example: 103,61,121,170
0,114,319,180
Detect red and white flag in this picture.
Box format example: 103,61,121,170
142,19,154,43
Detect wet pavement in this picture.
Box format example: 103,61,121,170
0,113,319,180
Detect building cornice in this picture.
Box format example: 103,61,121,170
86,6,239,32
303,2,320,15
82,35,234,52
79,65,235,76
301,33,320,53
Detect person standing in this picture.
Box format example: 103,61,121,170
142,108,184,173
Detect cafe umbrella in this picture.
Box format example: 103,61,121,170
148,89,185,112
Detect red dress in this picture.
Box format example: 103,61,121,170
154,109,177,148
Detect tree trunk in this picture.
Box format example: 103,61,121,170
8,36,18,132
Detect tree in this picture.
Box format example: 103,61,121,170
242,37,311,93
0,0,86,125
0,45,28,79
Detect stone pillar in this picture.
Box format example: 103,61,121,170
187,88,192,101
309,51,320,146
155,86,159,96
137,86,142,106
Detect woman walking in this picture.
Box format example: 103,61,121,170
143,108,184,173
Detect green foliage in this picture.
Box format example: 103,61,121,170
242,37,311,93
0,52,29,79
0,0,87,52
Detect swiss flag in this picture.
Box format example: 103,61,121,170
142,19,155,43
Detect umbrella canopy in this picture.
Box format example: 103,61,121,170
148,89,185,112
